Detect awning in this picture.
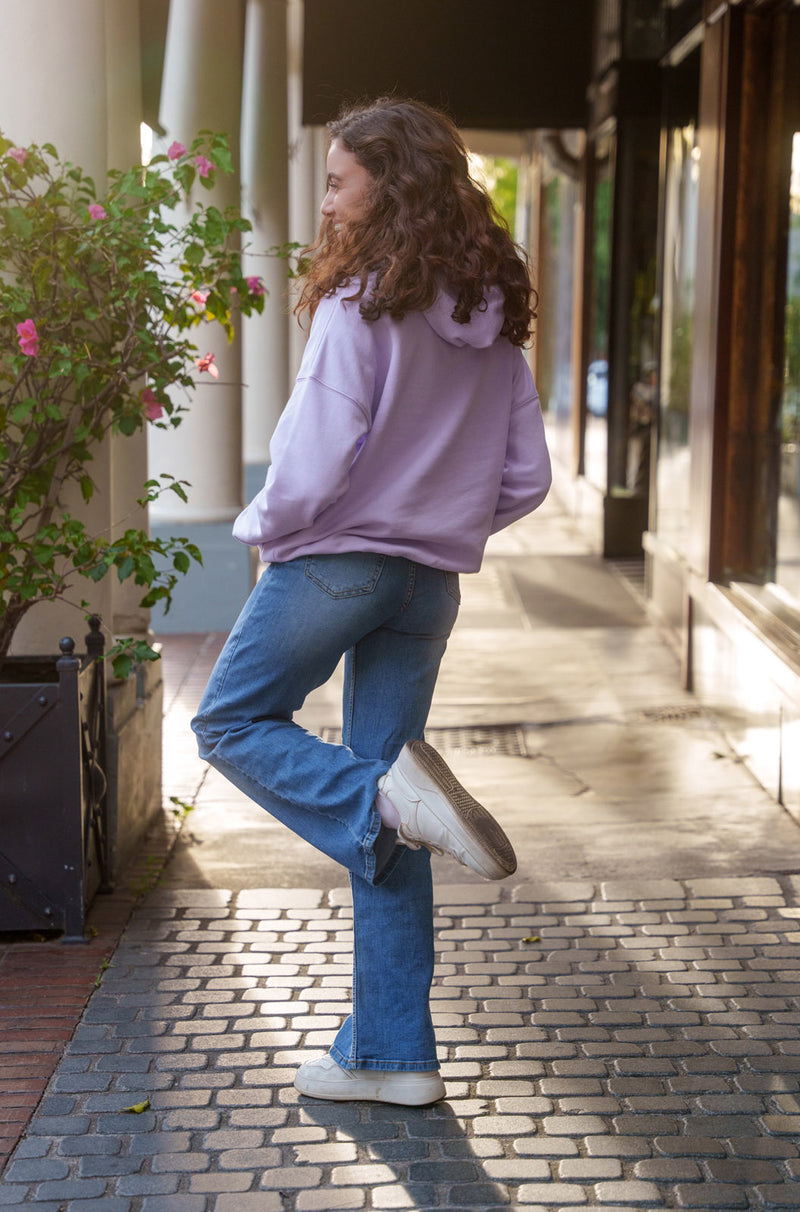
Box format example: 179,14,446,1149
303,0,595,130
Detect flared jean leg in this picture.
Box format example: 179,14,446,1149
330,583,457,1072
331,849,436,1072
192,552,459,1071
192,556,395,880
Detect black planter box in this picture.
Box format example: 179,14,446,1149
0,623,110,940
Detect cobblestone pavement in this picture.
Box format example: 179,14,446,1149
5,500,800,1209
4,876,800,1210
0,820,180,1173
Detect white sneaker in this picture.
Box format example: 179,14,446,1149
378,739,517,881
294,1055,445,1105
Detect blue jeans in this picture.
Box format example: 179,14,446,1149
192,552,460,1071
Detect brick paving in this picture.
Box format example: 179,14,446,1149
0,925,118,1174
0,816,180,1176
3,876,800,1208
0,621,217,1176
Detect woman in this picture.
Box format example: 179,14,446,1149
192,97,551,1106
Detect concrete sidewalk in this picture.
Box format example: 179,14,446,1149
3,495,800,1210
160,493,800,892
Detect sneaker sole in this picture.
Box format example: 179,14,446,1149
294,1068,445,1106
403,739,517,879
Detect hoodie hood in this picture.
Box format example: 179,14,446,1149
423,286,506,348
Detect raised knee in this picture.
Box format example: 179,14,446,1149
191,711,218,760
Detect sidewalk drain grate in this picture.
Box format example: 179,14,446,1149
320,724,527,756
636,705,707,723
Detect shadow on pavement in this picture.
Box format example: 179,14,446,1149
300,1098,509,1210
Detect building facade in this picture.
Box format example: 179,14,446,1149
310,0,800,823
531,0,800,819
4,0,799,823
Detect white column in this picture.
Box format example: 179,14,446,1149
104,0,143,171
0,0,108,181
313,126,329,212
0,0,120,655
104,0,152,639
241,0,290,473
287,0,320,377
514,132,536,252
148,0,246,525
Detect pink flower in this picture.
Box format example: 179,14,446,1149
16,319,39,357
88,203,107,221
194,155,213,179
195,352,219,379
8,147,27,164
190,289,209,306
246,276,265,297
167,141,186,160
141,388,163,421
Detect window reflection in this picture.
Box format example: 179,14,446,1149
537,134,582,470
776,132,800,602
655,122,700,552
584,132,613,491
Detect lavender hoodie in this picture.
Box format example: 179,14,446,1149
233,283,551,572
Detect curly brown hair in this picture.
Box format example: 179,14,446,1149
295,97,536,347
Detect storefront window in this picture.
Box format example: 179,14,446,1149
655,121,699,552
616,125,659,502
584,133,614,490
776,132,800,601
623,0,665,59
537,135,582,468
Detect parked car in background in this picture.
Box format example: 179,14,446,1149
586,359,608,416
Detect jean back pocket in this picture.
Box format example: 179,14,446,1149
304,553,387,598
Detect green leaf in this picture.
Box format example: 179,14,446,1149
205,292,229,323
9,399,34,425
112,653,133,680
175,163,196,192
211,143,233,175
140,586,169,608
116,555,135,581
173,551,191,574
184,242,204,267
117,415,138,437
79,474,94,502
5,206,33,239
32,256,52,298
204,206,226,245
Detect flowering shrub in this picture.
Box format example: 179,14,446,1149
0,132,269,677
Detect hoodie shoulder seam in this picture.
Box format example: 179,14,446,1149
295,372,372,424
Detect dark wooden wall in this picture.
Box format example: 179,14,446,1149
303,0,595,130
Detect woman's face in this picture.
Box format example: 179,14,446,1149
320,139,373,230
